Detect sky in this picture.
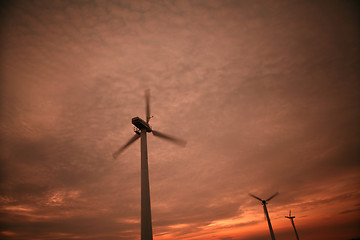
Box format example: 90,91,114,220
0,0,359,239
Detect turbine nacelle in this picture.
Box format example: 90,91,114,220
132,117,152,132
285,210,295,219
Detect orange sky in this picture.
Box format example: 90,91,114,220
1,0,359,239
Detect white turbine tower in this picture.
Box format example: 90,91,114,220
249,192,279,240
113,89,186,240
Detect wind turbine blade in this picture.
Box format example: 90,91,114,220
266,192,279,202
145,89,151,123
289,210,291,217
113,134,140,159
152,130,187,147
249,193,262,202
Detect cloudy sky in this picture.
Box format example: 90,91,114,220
1,0,359,239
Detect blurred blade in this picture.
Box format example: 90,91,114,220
145,89,151,123
249,193,262,202
289,210,291,216
266,192,279,202
152,130,187,147
112,134,140,159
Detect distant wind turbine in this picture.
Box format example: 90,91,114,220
285,210,300,240
113,89,186,240
249,192,279,240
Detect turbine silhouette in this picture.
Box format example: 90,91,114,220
285,210,300,240
249,192,279,240
113,89,186,240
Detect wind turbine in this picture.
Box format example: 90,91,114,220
285,210,300,240
249,192,279,240
113,89,186,240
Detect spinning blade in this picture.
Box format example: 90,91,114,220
113,134,140,159
152,130,187,147
266,192,279,202
145,89,151,123
249,193,263,202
